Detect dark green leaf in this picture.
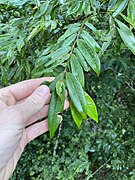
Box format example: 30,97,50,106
66,72,86,113
70,54,84,87
77,39,100,76
74,48,89,72
48,90,63,138
49,73,63,92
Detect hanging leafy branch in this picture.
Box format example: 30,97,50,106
0,0,135,138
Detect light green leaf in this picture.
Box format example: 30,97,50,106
27,25,42,42
77,39,100,76
109,0,128,17
48,90,63,138
62,34,76,47
127,0,135,25
74,48,89,72
66,72,86,113
108,0,117,11
121,0,135,27
67,2,80,16
115,19,135,54
121,14,135,27
85,92,98,123
84,2,91,16
56,80,66,110
70,101,83,128
70,54,84,87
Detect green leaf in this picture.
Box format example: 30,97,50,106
115,19,135,55
99,29,114,57
27,25,42,42
45,46,71,67
70,101,83,128
70,54,84,87
85,92,98,123
127,0,135,25
62,34,77,47
109,0,128,17
67,2,80,16
56,80,66,110
121,0,135,26
74,48,89,72
77,39,100,76
121,14,135,27
85,22,100,40
58,24,80,43
16,37,24,52
48,90,63,138
84,2,91,16
49,73,63,92
81,30,101,52
66,72,86,113
108,0,117,11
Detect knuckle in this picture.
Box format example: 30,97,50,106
30,96,41,108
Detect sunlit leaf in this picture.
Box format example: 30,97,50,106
85,92,98,123
115,19,135,55
70,101,83,128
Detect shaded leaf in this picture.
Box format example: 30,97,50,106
48,90,63,138
49,73,63,92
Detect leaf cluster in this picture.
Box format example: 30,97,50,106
0,0,135,136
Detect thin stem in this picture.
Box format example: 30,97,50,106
64,14,94,74
91,158,111,177
51,122,63,165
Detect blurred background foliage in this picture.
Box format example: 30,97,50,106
0,0,135,179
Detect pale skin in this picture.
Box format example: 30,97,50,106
0,77,69,180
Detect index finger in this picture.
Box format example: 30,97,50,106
0,77,55,101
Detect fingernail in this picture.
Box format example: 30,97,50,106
37,86,49,96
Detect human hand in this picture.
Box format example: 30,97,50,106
0,78,69,180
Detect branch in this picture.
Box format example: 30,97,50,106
51,122,63,165
91,158,111,177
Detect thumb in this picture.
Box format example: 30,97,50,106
15,85,50,122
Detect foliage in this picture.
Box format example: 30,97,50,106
0,0,135,179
